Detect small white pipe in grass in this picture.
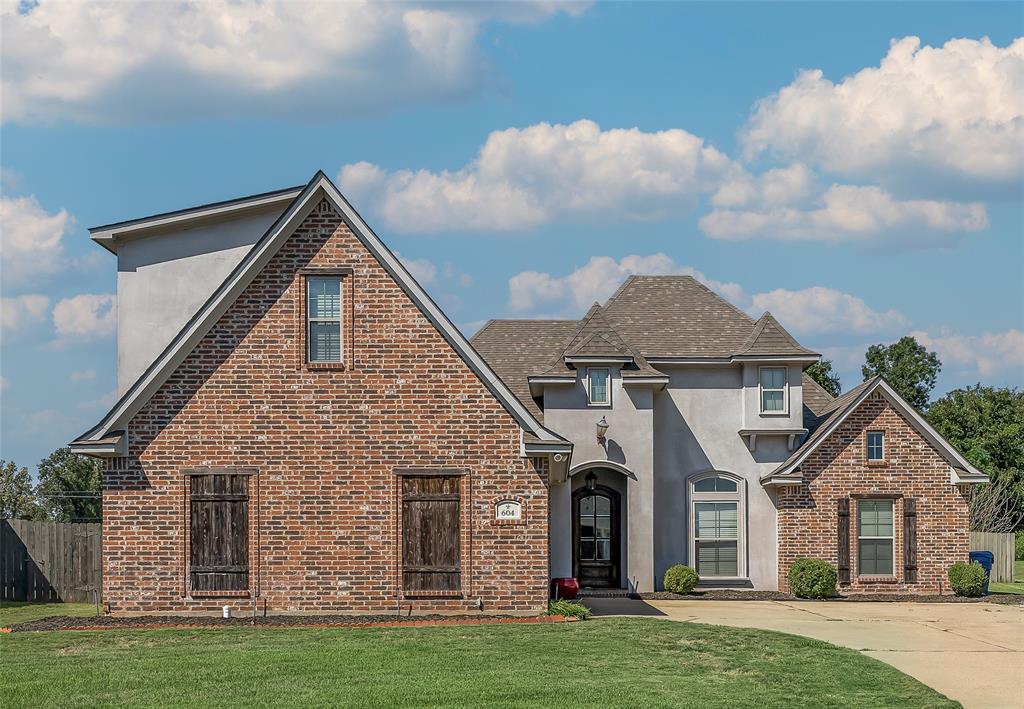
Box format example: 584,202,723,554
222,605,231,619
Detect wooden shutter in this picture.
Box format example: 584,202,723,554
402,476,460,593
903,498,917,583
190,475,249,593
837,498,851,584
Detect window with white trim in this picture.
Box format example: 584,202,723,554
759,367,787,413
588,368,610,406
690,474,743,578
866,431,885,461
858,499,894,575
307,276,342,362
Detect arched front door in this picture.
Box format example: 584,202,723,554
572,484,621,588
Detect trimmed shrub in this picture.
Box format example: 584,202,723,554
663,564,700,594
948,562,986,597
547,599,590,619
1016,532,1024,562
788,558,837,599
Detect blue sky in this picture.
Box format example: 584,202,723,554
2,1,1022,474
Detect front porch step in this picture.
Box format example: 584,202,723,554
576,588,633,598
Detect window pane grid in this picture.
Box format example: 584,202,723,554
588,369,609,404
578,494,612,561
307,277,342,362
857,499,894,575
760,367,787,412
867,432,884,460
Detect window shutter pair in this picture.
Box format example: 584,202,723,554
836,497,917,584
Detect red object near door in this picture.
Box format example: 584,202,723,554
552,577,579,600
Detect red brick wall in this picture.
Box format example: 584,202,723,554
778,391,970,594
103,198,549,615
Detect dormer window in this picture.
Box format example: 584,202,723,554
759,367,787,414
587,368,610,406
307,276,342,362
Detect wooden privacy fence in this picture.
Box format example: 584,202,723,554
969,531,1015,583
1,519,101,602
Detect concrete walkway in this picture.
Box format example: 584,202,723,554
584,598,1024,709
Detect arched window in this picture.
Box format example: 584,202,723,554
689,474,745,579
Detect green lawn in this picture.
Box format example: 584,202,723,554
0,618,955,708
989,560,1024,595
0,601,98,626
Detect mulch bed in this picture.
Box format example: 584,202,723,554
640,590,1024,604
5,613,575,633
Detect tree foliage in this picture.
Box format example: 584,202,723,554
806,360,841,397
862,336,941,410
1,460,41,519
35,448,102,522
927,385,1024,532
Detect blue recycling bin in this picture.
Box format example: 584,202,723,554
969,551,994,596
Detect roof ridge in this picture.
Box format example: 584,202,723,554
468,319,496,342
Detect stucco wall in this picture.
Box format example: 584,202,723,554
653,366,797,590
116,207,285,394
544,369,654,591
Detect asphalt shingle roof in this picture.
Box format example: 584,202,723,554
471,276,832,423
470,319,578,419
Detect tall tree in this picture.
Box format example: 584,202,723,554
862,335,941,410
36,448,102,522
806,359,841,397
0,460,40,519
927,385,1024,532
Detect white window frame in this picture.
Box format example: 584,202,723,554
758,366,789,415
857,498,895,576
688,473,746,579
866,431,885,461
306,275,343,363
586,367,611,406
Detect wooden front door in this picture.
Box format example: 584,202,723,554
573,485,620,588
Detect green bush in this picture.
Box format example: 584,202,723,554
948,562,986,597
1016,532,1024,562
788,558,837,598
546,599,590,619
663,564,700,594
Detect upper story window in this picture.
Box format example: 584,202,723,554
307,276,342,362
759,367,788,413
587,368,610,406
866,431,885,461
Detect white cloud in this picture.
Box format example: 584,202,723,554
912,328,1024,378
750,287,907,335
52,294,116,341
711,163,816,209
78,391,116,411
0,195,72,286
339,119,739,233
396,252,438,285
742,36,1024,198
699,184,987,244
70,369,97,383
1,294,49,330
507,254,744,315
1,1,583,124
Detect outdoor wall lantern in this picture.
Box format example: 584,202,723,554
595,416,609,442
585,471,597,491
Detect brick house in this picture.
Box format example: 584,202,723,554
73,171,986,614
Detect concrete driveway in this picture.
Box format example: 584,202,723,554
584,598,1023,709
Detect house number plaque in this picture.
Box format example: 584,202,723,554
495,500,522,520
